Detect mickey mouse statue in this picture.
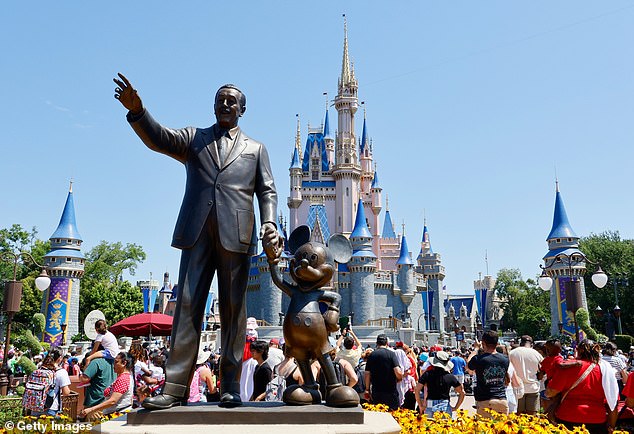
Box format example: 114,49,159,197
265,225,360,407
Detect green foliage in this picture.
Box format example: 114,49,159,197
615,334,634,352
31,312,45,335
70,332,88,343
494,268,551,339
0,397,23,425
14,385,24,396
14,355,36,376
579,231,634,336
80,279,144,325
40,342,50,352
83,240,146,285
575,308,598,341
12,329,41,354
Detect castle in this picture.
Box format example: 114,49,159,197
246,20,449,334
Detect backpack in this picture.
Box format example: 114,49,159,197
265,367,286,402
23,368,57,412
352,362,365,393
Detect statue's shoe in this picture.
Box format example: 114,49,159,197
325,384,360,408
219,392,242,408
283,384,322,405
142,394,185,410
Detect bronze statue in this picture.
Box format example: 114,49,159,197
113,73,282,409
265,225,359,407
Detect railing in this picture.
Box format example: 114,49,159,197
366,317,402,330
256,319,272,327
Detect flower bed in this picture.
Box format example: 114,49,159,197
363,403,630,434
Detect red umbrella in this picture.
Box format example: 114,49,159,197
109,312,173,337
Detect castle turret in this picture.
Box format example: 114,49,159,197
379,197,399,271
396,234,415,309
43,183,84,346
416,222,445,333
324,108,335,167
359,115,373,193
288,118,303,229
333,17,361,235
348,200,376,326
542,181,588,337
158,271,172,314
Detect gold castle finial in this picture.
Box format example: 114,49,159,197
295,114,301,155
341,14,352,86
386,193,389,211
69,179,73,193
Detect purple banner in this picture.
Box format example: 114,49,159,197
44,277,71,346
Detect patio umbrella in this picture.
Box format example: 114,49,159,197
109,312,173,337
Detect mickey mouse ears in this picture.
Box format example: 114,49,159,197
287,225,352,264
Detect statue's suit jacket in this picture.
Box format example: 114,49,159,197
128,110,278,254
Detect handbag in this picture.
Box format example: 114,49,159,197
546,362,596,423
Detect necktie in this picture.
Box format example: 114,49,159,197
218,134,228,165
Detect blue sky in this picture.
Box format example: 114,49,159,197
2,2,633,295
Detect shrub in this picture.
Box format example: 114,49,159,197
0,397,23,426
31,313,45,336
12,329,41,354
575,308,599,341
14,355,36,377
615,334,634,351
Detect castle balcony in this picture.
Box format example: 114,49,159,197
366,317,402,330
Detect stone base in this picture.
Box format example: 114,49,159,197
96,405,399,434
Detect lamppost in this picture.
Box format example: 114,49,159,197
60,321,67,346
538,252,607,343
0,251,51,395
610,275,627,335
278,312,285,327
348,311,354,327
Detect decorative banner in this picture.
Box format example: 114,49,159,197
44,277,71,346
426,289,434,330
555,276,578,338
480,287,488,329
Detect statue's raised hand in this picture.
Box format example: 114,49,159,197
113,73,143,115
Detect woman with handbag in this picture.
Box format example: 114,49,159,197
545,340,618,434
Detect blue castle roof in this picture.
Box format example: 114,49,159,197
50,188,82,241
397,235,414,265
371,170,380,188
360,117,368,153
323,109,332,139
290,147,301,169
547,184,577,240
420,225,433,255
301,132,330,172
44,249,84,259
381,210,397,238
351,200,372,239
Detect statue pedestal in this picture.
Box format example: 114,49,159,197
98,403,399,434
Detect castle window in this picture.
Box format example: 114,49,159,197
346,188,349,196
312,171,319,180
556,239,561,243
56,239,61,244
339,216,342,228
66,257,72,262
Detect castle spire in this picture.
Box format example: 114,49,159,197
323,108,331,139
351,199,372,239
51,183,82,241
360,115,368,153
341,14,353,87
547,181,577,240
295,114,302,155
397,234,414,265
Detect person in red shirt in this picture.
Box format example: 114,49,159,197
546,340,617,434
540,339,564,383
624,371,634,408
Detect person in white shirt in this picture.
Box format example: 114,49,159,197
30,348,71,417
509,335,543,415
85,320,120,364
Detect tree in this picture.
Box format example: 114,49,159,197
579,231,634,336
80,279,144,325
83,241,146,285
0,225,49,328
494,268,551,339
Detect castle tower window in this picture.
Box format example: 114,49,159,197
66,258,72,262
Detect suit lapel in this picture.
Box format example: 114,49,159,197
203,127,221,169
221,129,247,170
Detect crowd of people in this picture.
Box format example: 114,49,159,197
6,318,634,432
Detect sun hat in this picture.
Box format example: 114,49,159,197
429,350,454,372
246,317,258,330
196,349,212,365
